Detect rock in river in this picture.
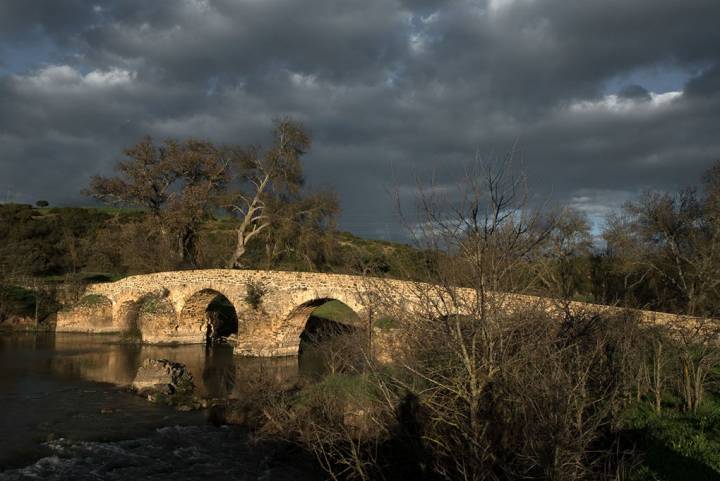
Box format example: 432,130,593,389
132,359,195,396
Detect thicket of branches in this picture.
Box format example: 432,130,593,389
253,156,720,481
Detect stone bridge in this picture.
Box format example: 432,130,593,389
55,269,682,357
56,269,440,357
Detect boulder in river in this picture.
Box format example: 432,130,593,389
132,359,195,396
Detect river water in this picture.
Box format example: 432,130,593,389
0,333,320,480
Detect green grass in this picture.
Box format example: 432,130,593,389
374,317,399,330
311,301,400,329
312,300,360,323
625,398,720,480
297,373,379,407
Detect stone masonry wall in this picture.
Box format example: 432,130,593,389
55,295,114,333
59,269,698,357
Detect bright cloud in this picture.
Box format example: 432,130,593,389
568,91,683,114
19,65,136,91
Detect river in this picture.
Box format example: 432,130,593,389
0,332,321,480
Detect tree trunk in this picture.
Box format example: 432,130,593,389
653,342,662,415
178,227,197,267
229,229,247,269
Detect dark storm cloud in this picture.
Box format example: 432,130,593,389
0,1,98,42
0,0,719,238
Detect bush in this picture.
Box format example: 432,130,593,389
75,294,111,308
0,284,59,321
297,373,378,407
245,280,266,310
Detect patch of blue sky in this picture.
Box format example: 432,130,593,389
603,63,708,96
0,34,57,76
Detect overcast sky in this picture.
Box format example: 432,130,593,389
1,0,719,239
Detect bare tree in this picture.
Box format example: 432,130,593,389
353,155,636,481
224,118,309,268
533,207,593,309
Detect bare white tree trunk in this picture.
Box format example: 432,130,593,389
228,173,271,268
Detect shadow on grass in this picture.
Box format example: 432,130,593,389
641,440,719,481
624,422,720,481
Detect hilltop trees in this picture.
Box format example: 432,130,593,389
86,118,339,270
596,162,720,414
87,138,228,267
596,161,720,317
259,190,340,270
87,137,178,217
533,208,593,307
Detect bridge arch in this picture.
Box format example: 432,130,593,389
178,288,240,344
276,296,365,357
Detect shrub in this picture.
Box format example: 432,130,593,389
245,280,267,310
76,294,111,308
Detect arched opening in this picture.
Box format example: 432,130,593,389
205,295,239,344
295,299,364,377
179,289,239,346
300,300,359,348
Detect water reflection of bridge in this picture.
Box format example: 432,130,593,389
48,333,300,399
